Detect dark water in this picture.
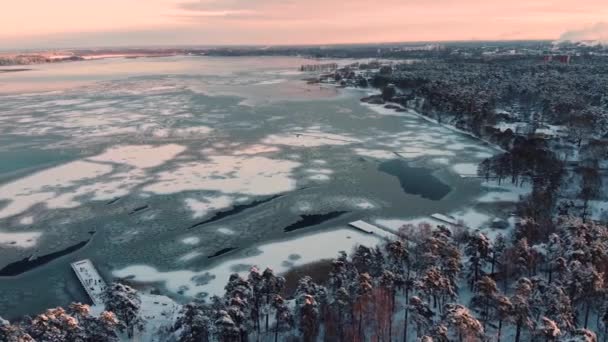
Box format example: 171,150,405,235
378,159,451,200
283,211,349,232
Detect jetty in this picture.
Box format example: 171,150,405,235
430,213,462,226
349,220,398,238
71,259,106,306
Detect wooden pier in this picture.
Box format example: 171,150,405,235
71,259,106,306
349,220,398,238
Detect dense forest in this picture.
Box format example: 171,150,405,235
2,216,608,341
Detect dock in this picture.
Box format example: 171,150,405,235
71,259,106,306
349,220,398,238
430,213,462,226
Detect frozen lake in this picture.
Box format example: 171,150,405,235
0,56,514,318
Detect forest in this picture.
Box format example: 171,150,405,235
2,216,608,341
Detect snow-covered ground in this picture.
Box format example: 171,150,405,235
114,227,383,298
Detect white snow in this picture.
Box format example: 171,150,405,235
184,195,234,219
254,79,287,85
19,216,34,225
453,163,478,176
144,156,300,196
181,237,200,245
113,227,383,298
353,148,395,160
216,227,235,235
0,161,113,219
89,144,186,169
232,144,280,155
478,180,532,203
262,130,360,147
0,231,42,248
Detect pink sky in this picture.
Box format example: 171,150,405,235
1,0,607,48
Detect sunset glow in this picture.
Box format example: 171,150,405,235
1,0,607,48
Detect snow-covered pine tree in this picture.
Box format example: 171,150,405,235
0,320,33,342
409,296,434,339
542,284,575,332
261,267,285,333
247,267,263,335
511,278,535,342
271,295,293,342
68,302,119,342
103,282,144,338
537,316,562,342
214,310,240,342
174,301,213,342
296,294,319,342
465,230,491,291
470,276,499,327
495,295,514,342
379,270,397,341
441,303,484,342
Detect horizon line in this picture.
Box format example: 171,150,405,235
2,38,560,54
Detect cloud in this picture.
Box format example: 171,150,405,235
177,0,288,12
559,22,608,43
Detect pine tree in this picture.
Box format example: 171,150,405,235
511,278,534,342
409,296,434,339
546,233,563,283
103,283,144,338
495,295,514,342
379,270,397,341
352,245,375,275
174,301,212,342
542,284,575,332
354,273,373,341
538,316,561,342
214,310,240,342
491,233,507,277
0,320,33,342
328,286,353,341
294,277,326,342
465,230,491,291
247,267,263,335
562,328,598,342
470,276,498,327
68,303,119,342
271,295,293,342
296,294,319,342
261,268,285,333
441,303,484,342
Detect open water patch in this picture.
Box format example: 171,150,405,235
378,159,451,200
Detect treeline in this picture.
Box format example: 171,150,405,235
334,57,608,144
3,216,608,341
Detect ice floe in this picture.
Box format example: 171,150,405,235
181,237,201,245
184,196,234,219
89,144,186,169
144,156,300,196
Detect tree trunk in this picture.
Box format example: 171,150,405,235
274,328,278,342
403,287,410,342
497,319,503,342
584,301,591,328
389,290,394,342
358,310,363,341
515,323,521,342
